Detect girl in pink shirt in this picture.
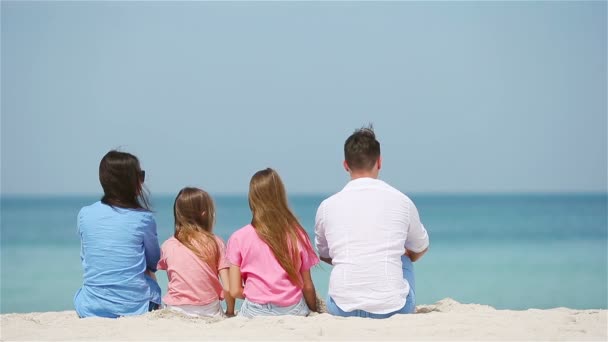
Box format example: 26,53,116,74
226,168,319,317
157,187,235,317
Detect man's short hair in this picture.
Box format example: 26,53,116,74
344,125,381,171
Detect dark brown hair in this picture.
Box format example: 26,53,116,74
173,187,220,271
344,125,381,171
99,150,150,210
248,168,317,288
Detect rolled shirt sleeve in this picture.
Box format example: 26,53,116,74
314,202,330,259
404,200,430,253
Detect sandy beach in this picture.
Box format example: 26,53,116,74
1,298,606,341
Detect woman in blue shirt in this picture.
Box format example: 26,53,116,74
74,150,161,318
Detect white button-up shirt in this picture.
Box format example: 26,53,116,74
315,177,429,314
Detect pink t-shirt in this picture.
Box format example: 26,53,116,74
226,224,319,307
157,236,230,306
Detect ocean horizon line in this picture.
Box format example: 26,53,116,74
1,191,607,200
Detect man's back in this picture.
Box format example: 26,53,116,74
315,178,429,314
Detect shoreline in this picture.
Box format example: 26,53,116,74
2,298,606,341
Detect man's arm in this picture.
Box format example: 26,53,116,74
404,199,430,262
314,203,332,265
404,247,428,262
320,256,333,265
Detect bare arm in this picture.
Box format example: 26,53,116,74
228,265,245,299
219,268,236,317
404,246,429,262
320,256,333,265
300,270,317,312
144,269,157,281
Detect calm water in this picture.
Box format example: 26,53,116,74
1,193,606,313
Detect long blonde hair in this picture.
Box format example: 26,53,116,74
173,187,220,270
248,168,316,288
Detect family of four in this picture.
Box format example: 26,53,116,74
74,126,430,319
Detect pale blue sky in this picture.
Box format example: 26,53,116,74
1,1,606,195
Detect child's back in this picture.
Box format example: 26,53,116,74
157,187,234,317
158,235,229,317
226,224,316,307
226,168,319,317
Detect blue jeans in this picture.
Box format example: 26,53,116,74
327,255,416,318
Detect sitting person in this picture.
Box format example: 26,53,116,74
74,150,161,318
315,126,430,318
157,187,235,317
226,168,318,317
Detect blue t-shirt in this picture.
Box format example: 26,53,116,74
74,201,161,318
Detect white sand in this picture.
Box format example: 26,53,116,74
1,298,606,341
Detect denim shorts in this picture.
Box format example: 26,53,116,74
165,300,224,318
239,297,309,318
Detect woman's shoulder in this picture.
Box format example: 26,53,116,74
114,205,155,224
79,200,101,211
132,208,155,220
78,201,107,219
79,201,152,216
83,202,155,226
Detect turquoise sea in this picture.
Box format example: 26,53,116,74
1,193,606,314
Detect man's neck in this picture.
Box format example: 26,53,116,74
349,171,378,180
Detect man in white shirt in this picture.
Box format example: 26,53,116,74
315,126,430,318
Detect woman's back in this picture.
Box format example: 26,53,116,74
74,201,161,318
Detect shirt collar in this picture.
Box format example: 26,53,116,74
343,177,383,190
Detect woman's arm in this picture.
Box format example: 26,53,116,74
228,265,245,299
301,270,317,312
143,217,161,272
144,269,157,281
315,204,332,266
219,268,236,317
